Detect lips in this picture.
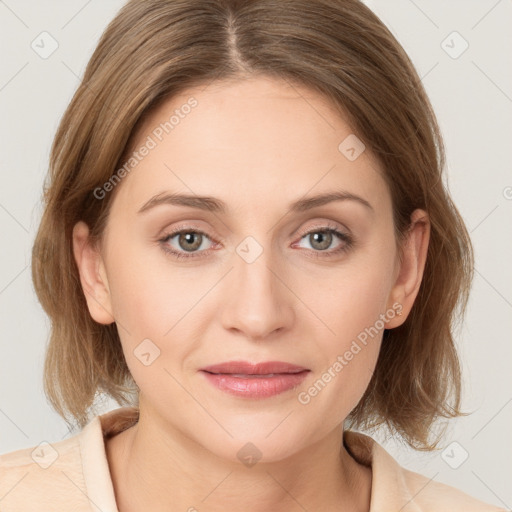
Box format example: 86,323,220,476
200,360,309,375
199,361,310,398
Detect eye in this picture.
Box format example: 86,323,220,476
157,222,354,261
293,223,354,259
158,227,215,260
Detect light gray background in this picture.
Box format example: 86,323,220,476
0,0,511,508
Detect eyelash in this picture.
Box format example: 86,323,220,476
157,222,354,261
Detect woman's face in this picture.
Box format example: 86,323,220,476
76,75,421,463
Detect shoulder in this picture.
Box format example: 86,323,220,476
0,419,97,511
399,464,508,512
343,430,509,512
0,407,136,511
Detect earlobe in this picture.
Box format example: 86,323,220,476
385,209,430,329
72,221,115,325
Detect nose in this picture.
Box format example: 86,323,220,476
219,240,295,341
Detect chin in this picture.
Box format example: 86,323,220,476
206,436,302,466
195,414,315,464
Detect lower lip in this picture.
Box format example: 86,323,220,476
200,370,309,398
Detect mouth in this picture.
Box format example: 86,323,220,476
199,361,310,398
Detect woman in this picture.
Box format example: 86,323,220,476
0,0,505,510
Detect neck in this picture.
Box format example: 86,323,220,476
105,405,372,512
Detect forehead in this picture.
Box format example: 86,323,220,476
111,75,390,218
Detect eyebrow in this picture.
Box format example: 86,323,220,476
137,190,374,215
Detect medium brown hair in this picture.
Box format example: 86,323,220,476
32,0,473,450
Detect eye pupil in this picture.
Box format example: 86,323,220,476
179,232,202,252
310,231,332,251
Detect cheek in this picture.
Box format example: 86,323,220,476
105,234,186,334
299,243,395,405
314,274,386,379
311,248,395,347
104,244,207,372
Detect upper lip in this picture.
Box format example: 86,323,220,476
200,361,309,375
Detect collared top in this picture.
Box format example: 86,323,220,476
0,406,507,511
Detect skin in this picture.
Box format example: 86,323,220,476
72,75,430,512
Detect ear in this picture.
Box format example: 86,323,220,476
385,209,430,328
72,221,115,325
